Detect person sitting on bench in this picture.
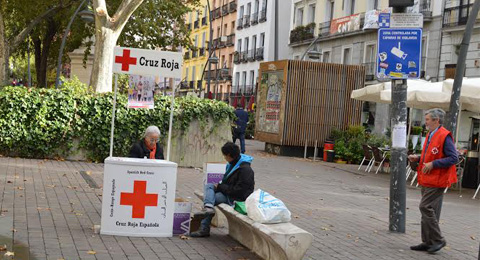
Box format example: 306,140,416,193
190,142,255,237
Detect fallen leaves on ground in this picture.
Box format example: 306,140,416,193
471,235,476,240
179,235,191,240
47,185,56,188
321,227,330,231
4,251,14,257
0,245,6,251
16,187,24,190
87,250,96,255
6,181,12,184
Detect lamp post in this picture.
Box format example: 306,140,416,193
55,0,94,89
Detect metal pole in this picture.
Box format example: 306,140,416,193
300,37,320,61
389,79,408,233
55,0,88,89
206,0,213,95
166,81,176,161
109,74,118,157
274,0,278,61
445,0,480,134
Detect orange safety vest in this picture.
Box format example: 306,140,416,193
417,126,457,188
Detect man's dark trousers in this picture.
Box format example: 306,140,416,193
233,131,245,154
420,187,445,245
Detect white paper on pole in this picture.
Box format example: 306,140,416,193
100,157,177,237
392,123,407,148
113,47,183,78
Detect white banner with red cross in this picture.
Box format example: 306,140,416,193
113,47,183,78
100,157,177,237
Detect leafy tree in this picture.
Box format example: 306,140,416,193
90,0,200,92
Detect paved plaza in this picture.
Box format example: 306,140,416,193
0,140,479,259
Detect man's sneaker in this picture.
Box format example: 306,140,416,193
189,229,210,238
193,207,215,218
410,243,430,251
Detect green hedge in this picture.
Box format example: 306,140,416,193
0,84,234,162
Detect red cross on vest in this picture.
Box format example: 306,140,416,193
115,49,137,72
120,180,158,218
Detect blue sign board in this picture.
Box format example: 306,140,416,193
378,13,390,28
377,28,422,80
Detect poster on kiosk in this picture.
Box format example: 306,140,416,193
100,47,182,237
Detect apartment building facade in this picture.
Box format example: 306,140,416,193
439,0,480,80
289,0,443,134
206,0,238,100
232,0,292,98
182,0,210,93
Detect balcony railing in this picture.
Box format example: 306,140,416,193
218,37,226,48
226,34,235,46
363,62,375,81
237,17,243,29
290,23,315,44
243,15,251,28
233,52,241,64
255,47,264,61
259,8,267,22
251,12,258,25
443,4,478,27
199,47,206,56
318,21,331,36
240,51,248,62
202,16,207,26
229,1,237,12
222,4,229,15
194,20,199,29
233,85,254,94
420,0,432,19
247,49,256,61
214,8,221,19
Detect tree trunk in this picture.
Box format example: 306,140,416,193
34,19,58,87
90,26,119,92
0,11,9,85
90,0,144,92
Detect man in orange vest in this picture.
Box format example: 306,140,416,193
408,108,458,254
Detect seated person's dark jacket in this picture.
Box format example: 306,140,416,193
129,140,164,159
217,159,254,201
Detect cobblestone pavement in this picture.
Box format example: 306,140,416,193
0,139,479,259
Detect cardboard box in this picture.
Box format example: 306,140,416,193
173,201,192,235
203,162,226,185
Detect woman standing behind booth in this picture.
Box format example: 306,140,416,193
129,126,165,159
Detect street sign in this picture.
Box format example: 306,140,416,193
377,28,422,79
379,13,423,28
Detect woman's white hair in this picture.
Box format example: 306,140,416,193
144,125,161,138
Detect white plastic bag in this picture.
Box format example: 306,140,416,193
245,189,291,224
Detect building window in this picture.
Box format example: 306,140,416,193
239,6,244,18
186,67,189,81
364,43,376,64
194,35,198,48
308,4,316,24
260,33,265,47
252,35,257,51
231,21,235,34
192,66,196,81
366,0,378,11
244,37,249,52
202,32,206,48
250,70,255,90
326,0,334,21
237,39,242,52
296,7,304,27
322,51,330,62
247,2,251,15
342,47,352,65
254,0,259,13
344,0,355,16
242,71,247,89
235,72,240,88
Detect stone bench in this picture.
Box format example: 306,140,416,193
194,191,313,260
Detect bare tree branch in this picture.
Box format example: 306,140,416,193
111,0,144,32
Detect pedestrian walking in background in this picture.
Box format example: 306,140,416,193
233,104,248,154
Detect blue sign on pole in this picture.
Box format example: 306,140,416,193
377,28,422,80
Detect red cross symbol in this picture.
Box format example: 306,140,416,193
115,49,137,72
120,180,158,219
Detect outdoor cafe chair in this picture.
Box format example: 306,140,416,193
370,147,389,174
359,144,374,171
